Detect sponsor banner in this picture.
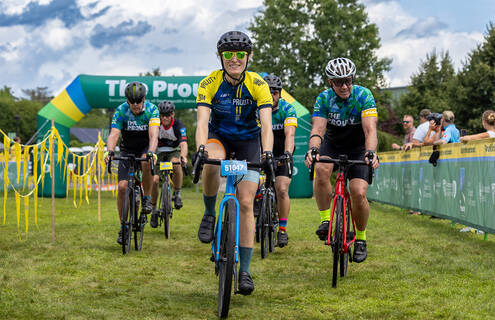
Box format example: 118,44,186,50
368,138,495,233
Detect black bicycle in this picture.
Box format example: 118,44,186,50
156,160,187,239
309,150,373,287
256,155,290,258
108,154,153,255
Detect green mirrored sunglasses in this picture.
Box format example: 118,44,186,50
222,51,247,60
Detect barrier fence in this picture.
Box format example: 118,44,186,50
367,138,495,234
0,125,115,240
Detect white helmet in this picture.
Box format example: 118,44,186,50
325,58,356,79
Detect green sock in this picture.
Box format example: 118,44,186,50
319,209,330,222
356,228,366,241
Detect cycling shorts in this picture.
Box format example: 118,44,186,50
207,131,261,183
117,147,148,182
274,159,291,178
319,140,369,182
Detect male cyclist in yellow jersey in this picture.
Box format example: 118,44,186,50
105,82,160,245
304,58,379,263
194,31,274,295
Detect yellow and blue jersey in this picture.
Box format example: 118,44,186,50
197,70,273,140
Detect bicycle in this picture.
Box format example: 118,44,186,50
156,159,187,239
309,150,373,288
255,155,289,259
108,154,153,255
192,146,267,318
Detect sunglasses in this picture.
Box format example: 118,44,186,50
160,113,173,117
332,77,353,87
222,51,247,60
402,121,411,124
128,99,143,105
270,89,280,95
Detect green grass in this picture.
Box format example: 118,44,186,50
1,189,494,319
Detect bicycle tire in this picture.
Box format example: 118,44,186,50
134,187,143,251
268,190,277,253
218,198,236,318
121,188,132,255
259,190,269,259
160,178,171,239
340,197,350,277
332,196,344,288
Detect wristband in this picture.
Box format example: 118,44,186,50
309,134,323,142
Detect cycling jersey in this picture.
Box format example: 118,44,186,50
157,118,187,153
272,98,297,156
197,70,273,140
313,85,377,151
111,101,160,153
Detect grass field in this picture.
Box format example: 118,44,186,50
0,189,494,319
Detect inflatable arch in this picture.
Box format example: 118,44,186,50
37,74,313,197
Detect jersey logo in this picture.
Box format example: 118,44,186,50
149,118,160,126
198,93,206,102
273,123,284,130
253,78,265,87
180,128,187,136
200,76,215,89
126,120,148,131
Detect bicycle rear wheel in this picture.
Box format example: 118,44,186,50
332,196,344,288
134,188,143,251
259,190,269,259
121,188,133,255
218,199,236,318
160,178,171,239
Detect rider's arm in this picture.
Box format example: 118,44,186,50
179,141,188,164
308,117,326,150
107,128,121,152
148,125,159,152
284,125,296,154
196,106,211,147
260,107,273,152
362,116,379,168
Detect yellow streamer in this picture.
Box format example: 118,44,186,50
57,132,63,163
3,135,10,224
22,146,30,191
15,142,21,183
33,145,38,226
15,192,21,239
24,196,29,234
48,130,54,179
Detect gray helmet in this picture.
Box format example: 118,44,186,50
217,31,252,53
158,100,175,116
264,73,282,91
125,82,147,104
325,58,356,79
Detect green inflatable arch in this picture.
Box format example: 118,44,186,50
37,74,312,198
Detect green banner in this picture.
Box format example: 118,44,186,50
367,138,495,233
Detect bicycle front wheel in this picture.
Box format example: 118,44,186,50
218,198,236,318
160,179,171,239
268,190,277,253
134,188,143,251
121,188,133,255
259,190,269,259
340,197,351,277
332,196,344,288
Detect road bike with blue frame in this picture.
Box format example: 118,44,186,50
309,150,373,287
192,146,269,318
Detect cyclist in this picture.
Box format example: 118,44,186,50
105,81,160,245
150,100,188,228
194,31,274,295
262,73,297,248
304,58,379,263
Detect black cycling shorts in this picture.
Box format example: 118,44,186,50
117,147,147,182
274,157,291,178
319,139,369,182
208,131,261,168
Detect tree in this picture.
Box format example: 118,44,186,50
22,87,53,104
249,0,391,110
399,50,456,121
452,23,495,133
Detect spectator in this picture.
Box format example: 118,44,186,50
403,109,433,150
392,114,416,150
432,110,460,145
460,110,495,142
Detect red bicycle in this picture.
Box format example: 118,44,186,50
310,150,373,287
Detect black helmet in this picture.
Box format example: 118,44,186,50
264,73,283,91
158,100,175,116
125,82,146,104
217,31,252,53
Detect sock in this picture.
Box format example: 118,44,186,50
356,228,366,241
239,247,253,273
319,209,331,222
143,195,151,201
203,194,217,217
174,189,181,195
279,218,288,232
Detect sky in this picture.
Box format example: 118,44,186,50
0,0,493,98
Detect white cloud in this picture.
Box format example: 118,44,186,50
40,19,73,50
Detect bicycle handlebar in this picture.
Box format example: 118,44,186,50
107,154,153,175
309,151,374,185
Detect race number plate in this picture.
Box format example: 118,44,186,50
160,162,173,170
220,160,247,176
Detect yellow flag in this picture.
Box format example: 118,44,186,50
3,135,10,224
63,146,69,181
33,145,39,226
48,129,54,179
15,192,21,239
24,196,29,234
22,146,30,191
15,142,21,183
57,132,63,163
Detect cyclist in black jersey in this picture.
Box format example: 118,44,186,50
150,101,188,228
194,31,274,295
304,58,379,263
105,82,160,245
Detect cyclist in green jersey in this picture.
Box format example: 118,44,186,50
304,58,379,263
105,82,160,245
